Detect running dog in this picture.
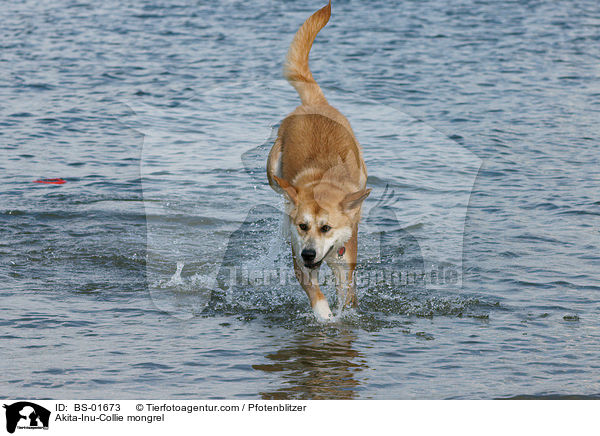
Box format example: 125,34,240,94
267,1,370,321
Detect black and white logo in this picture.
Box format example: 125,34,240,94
3,402,50,434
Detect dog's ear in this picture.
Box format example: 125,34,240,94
273,175,298,205
341,188,371,212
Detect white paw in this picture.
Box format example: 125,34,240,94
313,299,334,323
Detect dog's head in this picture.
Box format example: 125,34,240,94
273,175,370,269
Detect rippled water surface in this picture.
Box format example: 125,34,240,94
1,0,599,399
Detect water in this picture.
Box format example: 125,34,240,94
1,0,599,399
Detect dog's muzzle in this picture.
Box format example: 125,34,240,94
302,246,334,269
301,248,316,264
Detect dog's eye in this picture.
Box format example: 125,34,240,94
320,225,331,233
299,223,308,231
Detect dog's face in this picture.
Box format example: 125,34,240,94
274,176,370,269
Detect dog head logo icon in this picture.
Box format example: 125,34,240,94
3,402,50,434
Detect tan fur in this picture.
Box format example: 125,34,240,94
283,1,331,106
267,1,370,321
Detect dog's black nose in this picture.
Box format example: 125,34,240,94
301,249,316,263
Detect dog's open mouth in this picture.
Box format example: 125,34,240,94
304,245,334,269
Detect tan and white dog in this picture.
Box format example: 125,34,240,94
267,1,370,322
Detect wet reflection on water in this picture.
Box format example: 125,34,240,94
253,330,368,399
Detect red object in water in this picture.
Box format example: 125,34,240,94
33,178,66,184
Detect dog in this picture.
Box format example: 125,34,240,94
267,1,370,322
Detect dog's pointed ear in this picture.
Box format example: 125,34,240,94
273,175,298,205
341,188,371,212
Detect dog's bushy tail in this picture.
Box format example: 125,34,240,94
284,1,331,106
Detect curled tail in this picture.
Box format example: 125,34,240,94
284,1,331,106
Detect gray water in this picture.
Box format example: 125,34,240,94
1,0,599,399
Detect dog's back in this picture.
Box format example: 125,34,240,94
278,1,366,190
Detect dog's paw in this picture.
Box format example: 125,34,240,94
313,299,334,323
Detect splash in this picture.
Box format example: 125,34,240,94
165,261,184,286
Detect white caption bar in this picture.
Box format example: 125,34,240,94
1,400,595,436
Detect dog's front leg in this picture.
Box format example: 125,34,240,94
328,229,359,311
292,256,333,322
329,262,358,311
